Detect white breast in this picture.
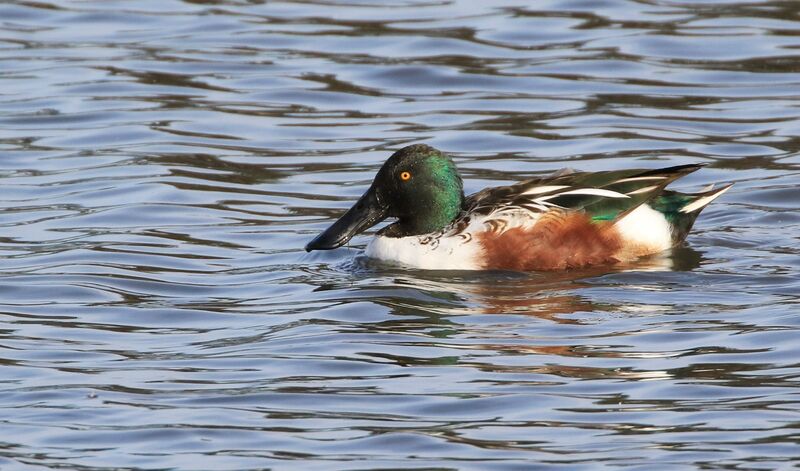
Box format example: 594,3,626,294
365,233,481,270
364,211,540,270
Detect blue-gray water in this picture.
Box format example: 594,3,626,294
2,1,800,469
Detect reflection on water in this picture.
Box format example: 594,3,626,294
2,0,800,469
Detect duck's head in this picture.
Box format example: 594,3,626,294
305,144,464,251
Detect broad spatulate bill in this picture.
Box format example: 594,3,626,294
306,145,732,271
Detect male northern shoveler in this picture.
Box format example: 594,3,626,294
305,144,732,271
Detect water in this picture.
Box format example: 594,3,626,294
2,0,800,469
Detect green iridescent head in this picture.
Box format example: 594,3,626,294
306,144,465,251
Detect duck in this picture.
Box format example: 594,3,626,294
305,144,732,271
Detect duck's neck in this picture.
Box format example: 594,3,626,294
383,189,464,238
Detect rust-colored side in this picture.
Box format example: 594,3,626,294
478,211,623,271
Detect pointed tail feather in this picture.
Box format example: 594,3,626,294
603,164,706,222
652,182,733,243
679,183,733,213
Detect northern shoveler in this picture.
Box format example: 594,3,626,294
305,144,732,271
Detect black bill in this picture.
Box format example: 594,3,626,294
305,185,388,251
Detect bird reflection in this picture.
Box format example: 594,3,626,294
302,247,704,382
312,246,702,325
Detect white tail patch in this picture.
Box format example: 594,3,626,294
615,204,673,255
522,185,569,195
679,184,733,213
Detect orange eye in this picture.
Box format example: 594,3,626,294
400,171,412,181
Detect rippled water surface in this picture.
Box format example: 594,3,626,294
2,0,800,469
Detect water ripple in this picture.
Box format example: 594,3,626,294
1,0,799,469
